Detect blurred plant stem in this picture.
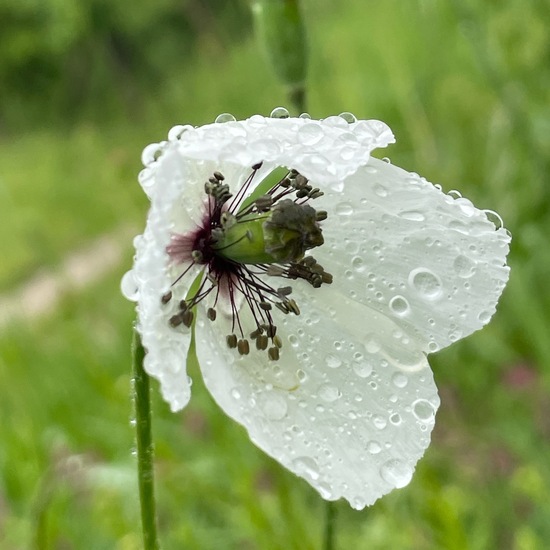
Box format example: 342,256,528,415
133,329,160,550
252,0,308,114
324,501,336,550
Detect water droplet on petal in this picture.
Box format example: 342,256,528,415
412,399,436,422
336,202,354,216
325,354,342,368
270,107,290,119
231,387,241,400
366,440,381,454
380,459,413,488
167,124,192,140
478,310,492,323
391,373,408,388
141,143,163,166
338,111,357,123
292,456,320,480
299,112,312,119
389,295,411,316
215,113,236,123
483,209,504,229
318,383,341,402
260,393,288,421
365,334,381,354
317,482,333,499
373,415,387,429
353,361,373,378
382,157,391,163
121,270,139,301
409,268,443,300
453,255,476,278
399,210,425,222
298,123,324,145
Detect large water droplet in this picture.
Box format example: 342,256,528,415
483,209,504,229
399,210,425,222
478,310,492,323
260,393,288,421
299,112,312,119
409,268,443,299
167,124,192,140
292,456,320,480
141,143,163,166
297,123,324,145
121,270,139,301
412,399,436,422
366,440,381,454
318,383,341,402
389,295,410,316
353,361,373,378
270,107,290,119
373,415,387,429
365,334,381,354
338,111,357,123
336,202,354,216
215,113,236,123
391,373,408,388
453,255,476,278
325,354,342,368
380,459,413,488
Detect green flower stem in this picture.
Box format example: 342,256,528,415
132,329,160,550
323,501,336,550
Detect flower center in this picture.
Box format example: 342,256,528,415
163,163,332,360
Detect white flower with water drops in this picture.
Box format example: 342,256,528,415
122,109,510,509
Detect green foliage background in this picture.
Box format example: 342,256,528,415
1,0,549,548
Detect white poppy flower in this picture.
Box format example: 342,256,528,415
122,111,510,509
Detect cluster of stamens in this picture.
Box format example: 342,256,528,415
162,162,333,361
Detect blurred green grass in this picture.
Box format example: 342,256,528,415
1,0,549,548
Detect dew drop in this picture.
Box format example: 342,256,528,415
399,210,425,222
412,399,436,422
351,256,365,272
366,440,381,454
261,393,288,421
325,354,342,368
292,456,320,480
141,143,163,166
483,209,504,229
317,482,332,499
409,268,443,299
365,334,381,354
391,373,408,388
353,361,373,378
231,387,241,400
121,270,139,301
336,202,354,216
478,310,492,323
299,112,312,119
389,295,410,316
382,157,391,163
389,413,402,425
380,459,413,488
373,415,387,429
298,123,324,145
374,184,388,197
270,106,290,119
318,383,341,402
167,124,192,140
338,111,357,123
215,113,236,123
453,255,476,278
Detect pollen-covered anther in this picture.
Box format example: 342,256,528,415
226,334,238,349
161,291,173,304
207,307,217,321
237,339,250,355
268,347,280,361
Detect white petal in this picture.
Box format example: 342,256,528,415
129,116,396,410
315,157,511,353
195,285,439,509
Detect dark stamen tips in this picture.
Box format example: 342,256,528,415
268,347,280,361
207,307,217,321
227,334,238,349
237,339,250,355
